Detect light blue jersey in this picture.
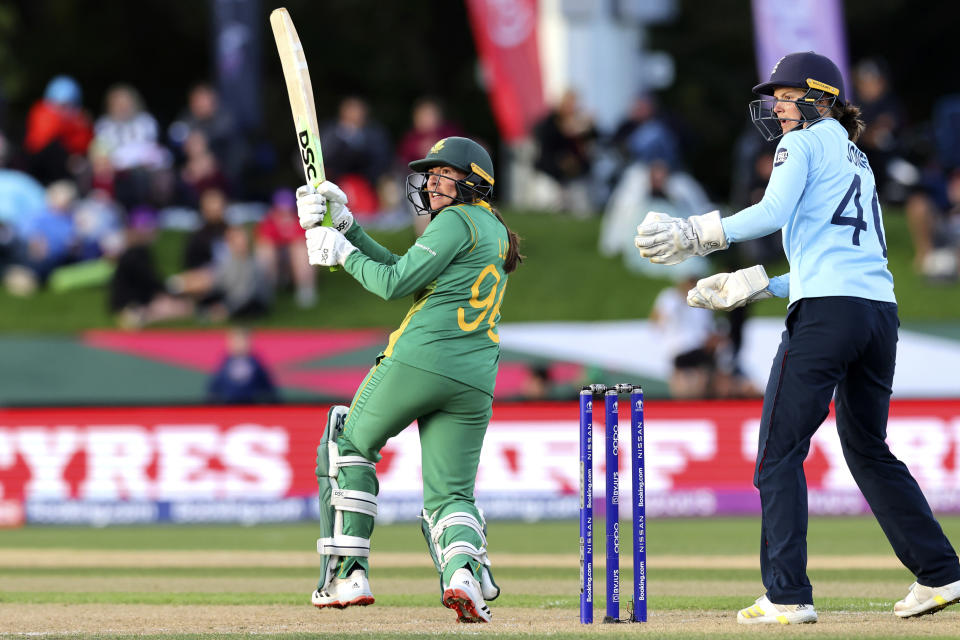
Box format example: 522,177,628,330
721,118,895,305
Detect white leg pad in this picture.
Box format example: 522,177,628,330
331,487,378,517
317,535,371,557
327,441,376,479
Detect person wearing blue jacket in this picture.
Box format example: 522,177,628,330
634,51,960,624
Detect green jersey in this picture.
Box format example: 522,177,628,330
343,202,509,396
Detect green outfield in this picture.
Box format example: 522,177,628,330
1,516,959,638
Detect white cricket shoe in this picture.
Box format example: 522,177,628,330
442,567,492,623
311,569,374,609
737,595,818,625
894,579,960,618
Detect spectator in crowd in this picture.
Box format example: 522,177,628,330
93,84,172,209
183,187,228,271
318,96,392,218
3,180,78,294
398,97,463,234
722,134,783,383
612,94,681,171
650,275,729,399
214,224,274,318
0,134,47,272
905,168,960,279
207,327,279,404
109,207,193,329
176,130,229,207
530,89,598,215
255,188,315,308
86,139,116,196
23,75,93,185
73,188,123,261
170,224,273,321
397,97,462,169
853,59,907,202
600,157,711,280
168,83,245,189
522,363,557,400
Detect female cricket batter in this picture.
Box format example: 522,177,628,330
634,52,960,624
297,137,521,623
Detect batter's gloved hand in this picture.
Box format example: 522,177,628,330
296,181,355,233
686,265,773,311
634,209,728,265
305,226,357,267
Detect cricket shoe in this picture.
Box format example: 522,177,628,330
311,569,374,609
442,568,492,623
737,595,818,624
894,579,960,618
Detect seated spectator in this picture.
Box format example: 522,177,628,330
207,327,278,405
728,128,783,264
530,89,598,215
319,96,392,218
0,134,47,272
3,180,78,294
176,130,229,207
93,84,172,209
86,140,116,197
168,83,246,190
73,189,124,261
650,276,727,399
109,208,193,329
170,224,273,321
599,158,711,280
906,168,960,279
853,59,907,202
255,188,315,308
23,75,93,185
613,94,680,170
397,97,462,169
183,187,228,271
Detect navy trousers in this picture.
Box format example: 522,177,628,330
754,296,960,604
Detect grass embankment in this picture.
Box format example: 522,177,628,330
1,207,956,333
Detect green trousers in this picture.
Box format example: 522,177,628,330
331,357,492,585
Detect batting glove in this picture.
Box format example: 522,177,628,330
296,181,354,233
686,265,773,311
305,226,357,267
634,210,728,265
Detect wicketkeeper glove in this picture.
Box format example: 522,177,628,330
634,210,728,265
686,265,774,311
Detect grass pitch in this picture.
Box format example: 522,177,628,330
1,516,959,639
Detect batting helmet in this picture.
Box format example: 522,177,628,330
749,51,845,141
406,137,495,215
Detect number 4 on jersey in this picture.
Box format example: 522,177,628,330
830,174,888,257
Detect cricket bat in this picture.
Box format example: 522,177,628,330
270,7,331,228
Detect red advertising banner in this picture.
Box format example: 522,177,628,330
465,0,546,142
1,400,958,525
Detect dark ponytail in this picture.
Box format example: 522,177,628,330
831,102,866,143
491,207,524,274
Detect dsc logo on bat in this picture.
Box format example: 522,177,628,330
298,129,318,181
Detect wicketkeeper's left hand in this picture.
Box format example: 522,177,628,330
686,265,773,311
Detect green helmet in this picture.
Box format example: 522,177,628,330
406,137,495,215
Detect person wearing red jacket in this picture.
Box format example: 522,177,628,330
24,76,93,185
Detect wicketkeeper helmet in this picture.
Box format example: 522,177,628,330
749,51,845,141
